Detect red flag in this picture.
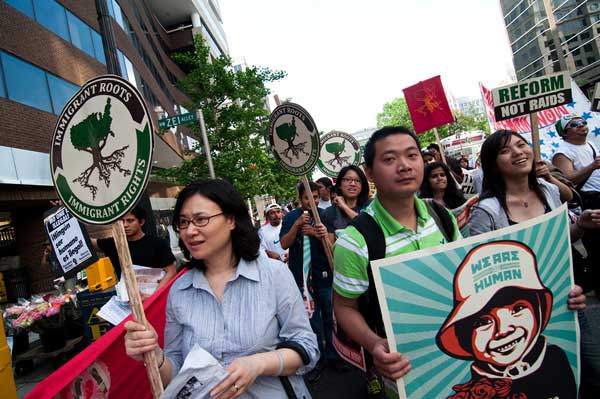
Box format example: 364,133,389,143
25,269,188,399
402,76,454,134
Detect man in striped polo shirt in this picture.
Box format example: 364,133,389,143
333,126,461,393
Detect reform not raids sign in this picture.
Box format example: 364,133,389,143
317,131,361,178
51,75,154,224
492,72,572,121
269,103,320,176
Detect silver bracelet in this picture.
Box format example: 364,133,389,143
274,350,285,377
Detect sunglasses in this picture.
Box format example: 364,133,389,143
567,120,587,128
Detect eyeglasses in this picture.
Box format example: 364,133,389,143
341,178,362,184
567,120,587,129
176,213,223,230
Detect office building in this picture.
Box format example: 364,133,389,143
500,0,600,93
0,0,228,295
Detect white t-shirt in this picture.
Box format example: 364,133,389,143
258,223,287,259
317,199,331,209
553,141,600,192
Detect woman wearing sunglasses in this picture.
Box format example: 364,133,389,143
124,179,318,398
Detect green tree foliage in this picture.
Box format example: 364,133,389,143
157,36,298,201
376,97,490,147
70,98,130,199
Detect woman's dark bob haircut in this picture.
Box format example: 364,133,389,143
334,165,370,208
172,179,260,270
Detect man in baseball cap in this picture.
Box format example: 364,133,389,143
258,203,288,262
436,241,575,399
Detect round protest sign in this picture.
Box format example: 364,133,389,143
268,103,320,176
317,130,361,177
50,75,154,225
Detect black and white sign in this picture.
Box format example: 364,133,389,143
44,206,98,278
593,82,600,112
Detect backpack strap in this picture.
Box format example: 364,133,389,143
349,212,386,336
422,199,455,243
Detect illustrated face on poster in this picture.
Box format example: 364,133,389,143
371,207,578,399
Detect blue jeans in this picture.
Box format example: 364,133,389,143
309,285,337,361
579,293,600,398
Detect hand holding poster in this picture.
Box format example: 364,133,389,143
371,206,579,399
43,206,98,278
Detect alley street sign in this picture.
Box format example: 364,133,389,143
158,112,197,129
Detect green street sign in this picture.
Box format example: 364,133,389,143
158,112,197,129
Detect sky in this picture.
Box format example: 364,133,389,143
219,0,516,133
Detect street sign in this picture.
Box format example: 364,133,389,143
268,103,320,176
51,75,154,224
317,131,361,178
158,112,197,130
491,72,572,121
593,82,600,112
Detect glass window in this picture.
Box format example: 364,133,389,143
67,11,94,58
112,0,126,30
33,0,70,42
47,74,78,114
91,30,106,64
123,55,137,87
117,50,128,80
1,52,52,113
5,0,35,18
0,62,6,98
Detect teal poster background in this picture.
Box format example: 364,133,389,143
371,206,579,399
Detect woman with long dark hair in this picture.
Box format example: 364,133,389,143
124,179,318,398
419,161,466,209
469,130,576,234
322,165,370,242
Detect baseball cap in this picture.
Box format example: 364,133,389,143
555,114,582,136
265,203,281,213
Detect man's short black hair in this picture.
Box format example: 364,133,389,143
129,205,146,222
363,126,421,168
427,143,440,152
316,177,333,188
297,181,319,198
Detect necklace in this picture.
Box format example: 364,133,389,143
508,191,530,208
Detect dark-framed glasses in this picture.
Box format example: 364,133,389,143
341,178,361,184
176,213,223,230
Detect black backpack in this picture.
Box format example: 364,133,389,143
349,199,456,337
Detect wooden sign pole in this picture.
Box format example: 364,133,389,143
111,221,164,398
433,127,446,164
530,112,541,161
300,175,334,270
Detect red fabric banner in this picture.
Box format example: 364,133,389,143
403,76,454,134
25,270,187,399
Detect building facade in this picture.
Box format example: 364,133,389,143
0,0,228,296
500,0,600,93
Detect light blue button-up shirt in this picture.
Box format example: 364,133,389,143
164,254,319,398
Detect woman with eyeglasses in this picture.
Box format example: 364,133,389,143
419,161,467,209
124,180,319,398
321,165,371,243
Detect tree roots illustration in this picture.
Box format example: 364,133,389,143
72,145,131,200
326,153,350,168
280,141,309,162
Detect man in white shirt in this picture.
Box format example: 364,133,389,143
316,177,333,209
258,203,288,262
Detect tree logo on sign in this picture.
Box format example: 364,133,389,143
317,131,361,178
71,98,131,199
51,75,153,225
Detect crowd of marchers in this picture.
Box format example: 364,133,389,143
122,114,600,399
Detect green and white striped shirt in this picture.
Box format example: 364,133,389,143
333,195,461,298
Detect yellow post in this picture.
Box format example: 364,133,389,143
0,312,18,399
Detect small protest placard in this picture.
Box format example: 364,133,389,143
492,72,572,121
593,82,600,112
43,206,98,278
